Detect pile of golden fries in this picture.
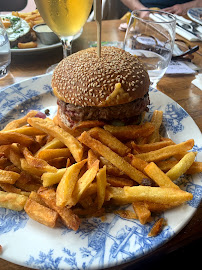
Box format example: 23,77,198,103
0,110,201,236
12,9,44,28
11,9,44,49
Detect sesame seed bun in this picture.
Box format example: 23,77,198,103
52,46,150,108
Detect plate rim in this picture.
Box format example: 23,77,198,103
187,7,202,25
0,74,202,270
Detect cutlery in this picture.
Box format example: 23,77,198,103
176,23,202,41
177,17,201,30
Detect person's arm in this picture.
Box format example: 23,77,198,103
121,0,147,10
163,0,201,16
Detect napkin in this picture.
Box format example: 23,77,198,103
149,14,202,42
192,74,202,90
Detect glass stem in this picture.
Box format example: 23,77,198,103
61,37,73,58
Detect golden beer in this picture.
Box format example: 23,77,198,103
35,0,93,37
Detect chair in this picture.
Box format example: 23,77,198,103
0,0,27,12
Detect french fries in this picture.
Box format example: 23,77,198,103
18,42,37,49
78,131,148,184
38,187,80,231
166,152,196,181
124,186,193,204
56,159,87,207
135,139,194,162
12,9,44,28
24,198,58,228
27,117,83,162
96,166,107,209
0,109,201,236
0,191,27,211
104,122,155,140
0,169,20,184
144,162,179,189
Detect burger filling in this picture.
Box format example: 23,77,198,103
57,92,150,127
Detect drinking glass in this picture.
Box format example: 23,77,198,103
0,18,11,79
123,10,176,87
34,0,93,70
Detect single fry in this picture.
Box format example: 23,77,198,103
42,168,66,187
56,159,87,207
1,126,45,136
0,169,20,184
79,131,148,184
36,148,71,161
166,152,196,181
135,139,194,162
147,110,163,143
27,117,83,162
68,160,100,206
104,122,154,140
89,127,131,156
18,42,37,49
132,202,151,224
144,162,179,189
24,198,58,228
0,191,27,211
96,166,107,209
148,218,165,237
0,132,37,147
38,187,80,231
124,186,193,205
131,140,174,153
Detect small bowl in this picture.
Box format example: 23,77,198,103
33,23,60,45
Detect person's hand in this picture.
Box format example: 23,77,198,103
163,4,188,16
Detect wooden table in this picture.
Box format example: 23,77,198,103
0,20,202,270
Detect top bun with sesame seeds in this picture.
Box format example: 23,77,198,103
52,46,149,107
52,46,150,130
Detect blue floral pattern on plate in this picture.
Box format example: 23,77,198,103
0,74,201,269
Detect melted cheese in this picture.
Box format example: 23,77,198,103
103,83,131,106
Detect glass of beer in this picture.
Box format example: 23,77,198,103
34,0,93,58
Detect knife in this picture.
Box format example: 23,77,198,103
176,22,202,41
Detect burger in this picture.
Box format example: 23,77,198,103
52,46,150,133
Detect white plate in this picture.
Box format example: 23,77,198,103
0,74,202,269
187,8,202,25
